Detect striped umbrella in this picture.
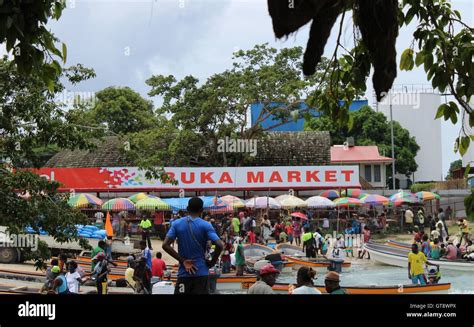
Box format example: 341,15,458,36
389,191,420,206
341,189,364,199
277,195,307,208
416,191,441,201
135,198,171,211
128,193,156,203
219,195,246,209
305,196,335,208
360,194,389,206
333,197,363,207
68,193,103,208
102,198,135,211
319,190,340,200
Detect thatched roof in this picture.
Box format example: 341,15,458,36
43,136,133,168
44,132,331,168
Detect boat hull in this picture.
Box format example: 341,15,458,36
365,243,474,272
241,282,451,294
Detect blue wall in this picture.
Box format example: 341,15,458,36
251,99,368,132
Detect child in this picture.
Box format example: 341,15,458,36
430,239,441,259
221,231,233,273
421,234,431,257
440,243,447,257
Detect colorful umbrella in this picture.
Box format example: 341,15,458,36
341,189,364,199
128,193,157,203
333,197,363,207
135,198,171,211
416,191,441,201
277,195,307,208
290,212,308,220
389,191,420,206
360,194,389,206
68,193,103,208
305,196,335,208
245,197,281,209
319,190,340,200
219,195,246,209
102,198,135,211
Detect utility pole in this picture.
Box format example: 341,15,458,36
390,92,396,190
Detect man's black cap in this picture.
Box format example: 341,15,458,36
187,197,204,213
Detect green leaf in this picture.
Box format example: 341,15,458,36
424,53,434,73
465,164,471,179
62,43,67,63
400,49,414,71
415,52,424,67
460,136,471,156
435,104,447,119
469,113,474,127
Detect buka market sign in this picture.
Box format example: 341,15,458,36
33,166,360,191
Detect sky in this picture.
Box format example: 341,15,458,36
3,0,474,177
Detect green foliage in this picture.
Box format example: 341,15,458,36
142,44,333,167
399,0,473,152
305,106,420,177
0,57,98,168
465,187,474,221
410,182,436,193
91,87,159,135
0,0,68,91
445,159,463,180
0,168,89,267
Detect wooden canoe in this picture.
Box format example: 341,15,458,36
241,282,451,294
284,256,351,268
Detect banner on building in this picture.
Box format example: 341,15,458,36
32,166,360,191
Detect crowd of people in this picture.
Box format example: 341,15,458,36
42,197,470,295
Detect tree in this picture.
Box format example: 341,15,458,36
141,44,356,167
305,105,420,179
0,0,67,90
267,0,473,154
91,87,159,135
0,57,97,268
445,159,463,180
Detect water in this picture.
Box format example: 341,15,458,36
281,262,474,294
227,261,474,294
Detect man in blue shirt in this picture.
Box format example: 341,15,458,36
163,197,223,294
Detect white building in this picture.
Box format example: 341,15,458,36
377,92,443,184
462,100,474,186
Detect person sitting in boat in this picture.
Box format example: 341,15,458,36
324,271,346,294
464,240,474,261
430,239,441,260
421,234,431,258
51,266,71,295
248,264,279,295
292,267,321,295
408,243,440,286
427,267,441,284
443,239,458,260
41,258,59,293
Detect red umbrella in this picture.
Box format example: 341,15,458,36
290,212,308,220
